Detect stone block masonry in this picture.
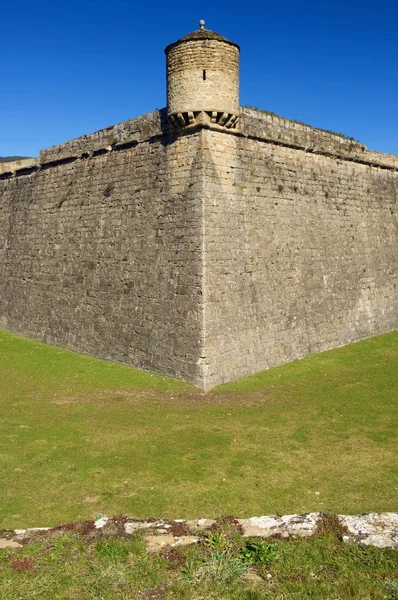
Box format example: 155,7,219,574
202,117,398,388
0,114,206,389
166,39,239,115
0,107,397,391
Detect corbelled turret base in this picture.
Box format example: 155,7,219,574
168,110,239,130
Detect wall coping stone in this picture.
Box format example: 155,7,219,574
0,158,40,175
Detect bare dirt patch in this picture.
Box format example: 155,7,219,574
84,496,100,503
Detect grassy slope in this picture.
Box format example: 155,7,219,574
0,329,397,529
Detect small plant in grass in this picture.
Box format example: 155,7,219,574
203,529,231,552
11,557,35,571
232,592,266,600
313,512,349,541
96,538,132,562
384,580,398,599
183,549,247,583
240,539,279,564
161,546,187,571
202,516,244,554
182,517,249,585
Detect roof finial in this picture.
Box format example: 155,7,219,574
199,19,205,30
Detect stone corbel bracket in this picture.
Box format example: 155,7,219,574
169,110,240,132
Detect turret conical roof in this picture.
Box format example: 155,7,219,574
165,24,239,54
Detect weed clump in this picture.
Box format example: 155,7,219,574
202,516,244,552
182,549,247,583
313,513,349,541
240,539,279,565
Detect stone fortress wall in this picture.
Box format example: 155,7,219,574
201,118,398,388
1,24,397,391
0,112,207,389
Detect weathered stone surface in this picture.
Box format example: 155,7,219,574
239,513,320,538
241,107,367,157
340,513,398,548
0,129,206,389
1,114,398,390
125,521,154,534
201,125,398,388
166,36,239,116
241,106,398,169
196,518,217,529
0,158,39,175
14,527,51,536
146,534,199,552
2,514,397,549
0,538,22,548
39,110,166,163
94,517,109,529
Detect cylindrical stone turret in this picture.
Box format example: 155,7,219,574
165,21,240,128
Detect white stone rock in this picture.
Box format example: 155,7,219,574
240,513,321,537
124,521,152,534
14,527,50,535
197,518,216,528
0,538,22,549
94,517,109,529
146,534,199,552
281,513,320,535
340,513,398,548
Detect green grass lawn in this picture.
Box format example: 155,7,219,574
0,328,397,529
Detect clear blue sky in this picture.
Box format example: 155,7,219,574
1,0,397,157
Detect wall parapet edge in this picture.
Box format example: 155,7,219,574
0,158,40,176
180,116,398,172
240,107,398,170
0,110,168,180
39,109,167,163
2,106,397,181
